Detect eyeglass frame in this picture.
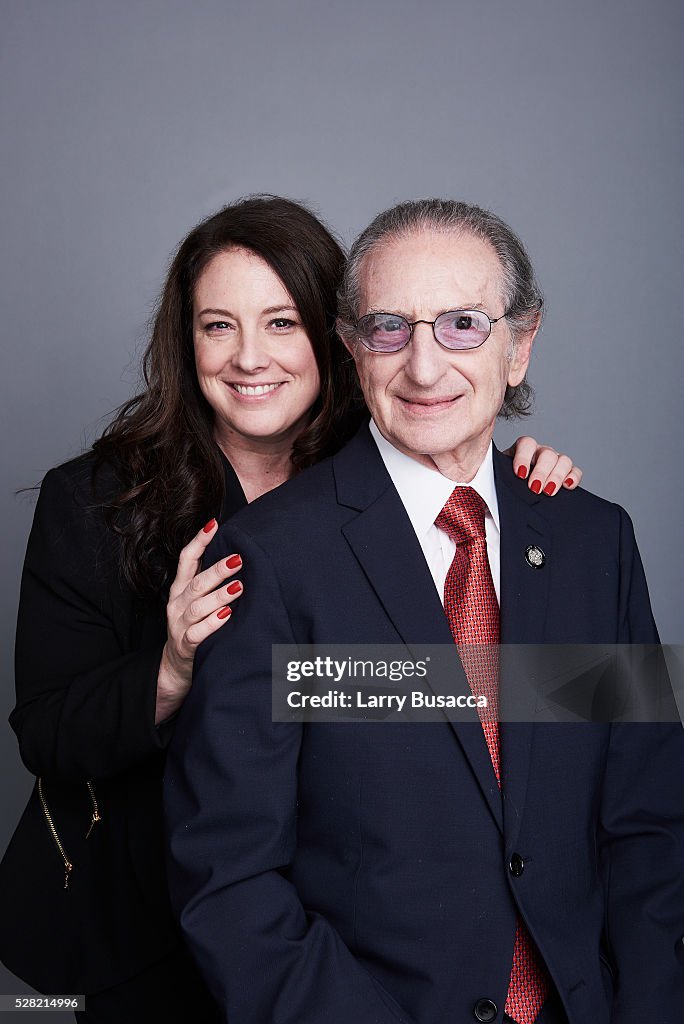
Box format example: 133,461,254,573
353,307,511,353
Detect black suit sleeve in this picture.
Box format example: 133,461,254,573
615,506,660,645
10,463,168,782
599,506,684,1018
164,523,414,1024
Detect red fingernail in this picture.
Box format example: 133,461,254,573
543,482,556,496
227,581,242,595
530,479,542,494
203,518,217,533
226,554,242,569
517,465,528,479
217,606,232,620
564,477,574,487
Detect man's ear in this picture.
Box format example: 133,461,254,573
507,316,539,387
336,319,357,359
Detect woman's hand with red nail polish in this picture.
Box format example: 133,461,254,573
155,519,243,723
526,447,584,496
504,436,584,496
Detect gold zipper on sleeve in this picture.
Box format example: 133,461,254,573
37,777,73,889
85,780,101,838
37,778,103,888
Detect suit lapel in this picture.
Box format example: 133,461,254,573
334,427,504,834
495,447,552,646
493,448,552,845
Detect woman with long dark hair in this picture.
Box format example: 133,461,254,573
0,195,581,1022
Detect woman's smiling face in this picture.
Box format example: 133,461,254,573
193,247,321,453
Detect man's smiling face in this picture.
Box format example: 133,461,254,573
346,228,536,480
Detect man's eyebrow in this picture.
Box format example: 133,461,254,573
362,301,489,316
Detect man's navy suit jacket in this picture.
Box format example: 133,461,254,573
165,425,684,1024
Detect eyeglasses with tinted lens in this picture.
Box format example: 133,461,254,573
354,309,507,353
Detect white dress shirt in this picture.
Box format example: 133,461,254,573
369,420,501,605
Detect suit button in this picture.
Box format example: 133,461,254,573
473,998,498,1022
509,852,524,877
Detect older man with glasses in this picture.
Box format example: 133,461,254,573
165,199,684,1024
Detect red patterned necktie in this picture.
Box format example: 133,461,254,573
435,486,549,1024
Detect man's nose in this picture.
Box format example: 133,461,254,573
403,322,446,386
232,327,270,372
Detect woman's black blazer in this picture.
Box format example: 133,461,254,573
0,452,245,994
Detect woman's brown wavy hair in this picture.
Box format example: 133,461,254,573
91,196,364,595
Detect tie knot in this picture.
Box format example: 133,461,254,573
435,486,487,543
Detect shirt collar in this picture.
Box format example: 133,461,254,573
369,419,500,538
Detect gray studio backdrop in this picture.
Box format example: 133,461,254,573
2,0,682,1010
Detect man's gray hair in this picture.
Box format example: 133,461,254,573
336,199,544,419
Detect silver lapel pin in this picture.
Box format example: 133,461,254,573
525,544,546,569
